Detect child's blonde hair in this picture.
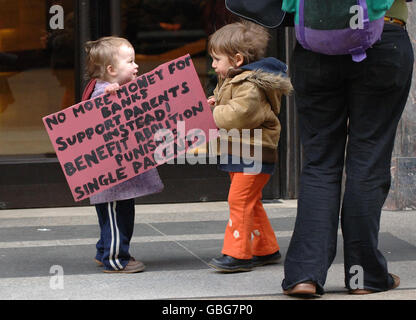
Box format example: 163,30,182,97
207,20,270,65
85,36,133,80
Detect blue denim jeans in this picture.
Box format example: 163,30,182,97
282,24,414,294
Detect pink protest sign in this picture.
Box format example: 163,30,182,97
43,55,218,202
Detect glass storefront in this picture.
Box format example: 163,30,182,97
0,0,75,156
120,0,235,103
0,0,234,156
0,0,296,209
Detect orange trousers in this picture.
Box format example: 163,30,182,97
222,172,280,260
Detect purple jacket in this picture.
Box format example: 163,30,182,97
82,80,164,204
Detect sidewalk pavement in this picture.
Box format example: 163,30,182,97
0,200,415,300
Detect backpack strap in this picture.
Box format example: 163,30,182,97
298,0,311,51
349,0,370,62
81,79,97,101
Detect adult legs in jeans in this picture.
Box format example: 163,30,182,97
342,25,414,290
282,51,348,294
282,24,414,295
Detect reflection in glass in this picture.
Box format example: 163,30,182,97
0,0,75,155
121,0,235,95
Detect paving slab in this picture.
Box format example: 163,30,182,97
0,200,415,301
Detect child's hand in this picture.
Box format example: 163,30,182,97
207,97,216,106
105,83,120,95
207,97,216,111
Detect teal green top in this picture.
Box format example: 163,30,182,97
282,0,396,25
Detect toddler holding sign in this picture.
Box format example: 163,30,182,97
206,21,292,272
82,36,164,273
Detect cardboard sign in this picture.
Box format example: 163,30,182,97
43,55,218,202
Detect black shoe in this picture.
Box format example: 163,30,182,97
208,255,253,273
252,251,282,267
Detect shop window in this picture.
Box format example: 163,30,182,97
0,0,75,155
120,0,235,99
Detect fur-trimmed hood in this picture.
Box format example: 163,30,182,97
222,57,293,115
236,69,293,94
